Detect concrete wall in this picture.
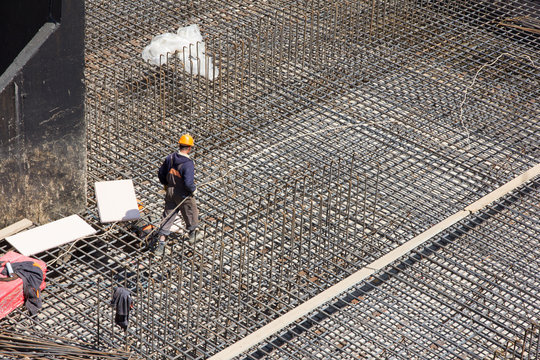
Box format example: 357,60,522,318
0,0,61,75
0,1,86,227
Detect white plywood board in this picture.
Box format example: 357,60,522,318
95,179,141,223
5,215,97,256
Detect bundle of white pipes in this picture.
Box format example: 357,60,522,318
142,24,219,81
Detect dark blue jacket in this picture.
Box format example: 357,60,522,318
158,152,196,198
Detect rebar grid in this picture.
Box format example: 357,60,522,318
243,179,540,359
0,0,538,359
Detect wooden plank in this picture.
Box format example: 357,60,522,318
0,219,33,241
369,210,469,270
466,163,540,213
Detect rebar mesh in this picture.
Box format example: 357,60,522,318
0,0,538,359
243,179,540,359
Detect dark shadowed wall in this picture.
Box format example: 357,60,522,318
0,1,85,227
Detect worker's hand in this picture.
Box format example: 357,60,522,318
192,188,198,196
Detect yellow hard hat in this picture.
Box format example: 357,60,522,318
178,134,194,146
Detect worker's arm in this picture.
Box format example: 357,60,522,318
182,160,197,195
157,156,170,185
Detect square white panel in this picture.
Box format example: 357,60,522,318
5,215,97,256
95,179,141,223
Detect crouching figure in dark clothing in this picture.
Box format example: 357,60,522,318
155,134,203,256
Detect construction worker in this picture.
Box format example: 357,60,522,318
155,134,203,255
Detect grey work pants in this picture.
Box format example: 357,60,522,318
159,196,199,236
